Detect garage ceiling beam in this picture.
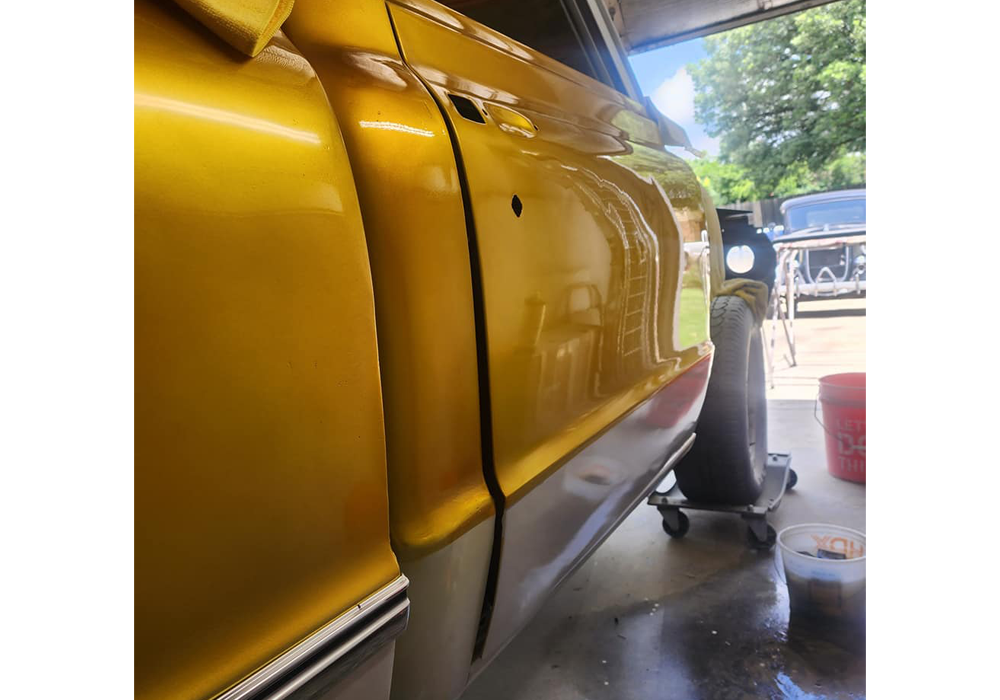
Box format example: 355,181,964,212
607,0,842,55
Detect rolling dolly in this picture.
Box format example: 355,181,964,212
647,453,797,550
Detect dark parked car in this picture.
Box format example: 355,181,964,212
775,189,866,304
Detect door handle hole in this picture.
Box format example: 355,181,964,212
448,94,486,124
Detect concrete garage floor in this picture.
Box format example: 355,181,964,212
461,299,866,700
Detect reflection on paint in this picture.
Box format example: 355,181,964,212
388,0,715,498
134,93,322,144
358,121,435,137
487,142,706,476
342,50,410,90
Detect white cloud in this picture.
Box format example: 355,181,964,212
694,133,720,156
651,68,695,126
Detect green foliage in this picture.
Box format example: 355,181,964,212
693,152,866,205
689,0,866,198
690,159,760,204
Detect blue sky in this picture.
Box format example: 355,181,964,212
628,40,720,158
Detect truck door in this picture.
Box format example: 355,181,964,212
387,0,714,665
135,3,407,699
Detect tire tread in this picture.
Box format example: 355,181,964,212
675,295,767,504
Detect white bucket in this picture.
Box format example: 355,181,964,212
777,523,866,622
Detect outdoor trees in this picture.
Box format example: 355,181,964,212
689,0,866,203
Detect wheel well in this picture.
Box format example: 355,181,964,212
716,208,777,289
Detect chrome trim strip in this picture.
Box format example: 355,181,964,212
215,575,409,700
265,598,410,700
662,432,696,476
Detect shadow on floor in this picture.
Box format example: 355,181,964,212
460,400,866,700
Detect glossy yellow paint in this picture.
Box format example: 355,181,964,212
285,0,495,560
390,0,713,502
134,2,399,699
701,186,728,296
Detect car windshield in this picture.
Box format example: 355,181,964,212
783,198,866,234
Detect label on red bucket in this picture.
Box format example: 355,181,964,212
833,417,866,477
818,374,867,483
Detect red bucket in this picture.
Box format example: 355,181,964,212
817,373,866,483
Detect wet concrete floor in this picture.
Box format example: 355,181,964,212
461,301,866,699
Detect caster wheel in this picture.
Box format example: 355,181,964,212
787,469,798,490
661,511,690,538
747,524,777,550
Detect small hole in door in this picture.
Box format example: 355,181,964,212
512,195,523,217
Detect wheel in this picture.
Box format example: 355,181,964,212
675,296,768,504
787,468,798,490
747,523,777,550
660,510,690,538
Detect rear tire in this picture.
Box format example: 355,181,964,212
675,296,768,504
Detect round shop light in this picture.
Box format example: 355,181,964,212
726,245,755,274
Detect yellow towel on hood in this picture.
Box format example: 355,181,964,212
173,0,294,57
